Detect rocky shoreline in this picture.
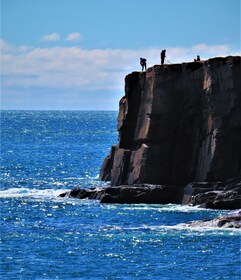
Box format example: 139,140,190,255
59,181,241,228
59,178,241,210
59,184,182,204
182,179,241,210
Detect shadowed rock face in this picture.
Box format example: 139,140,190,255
100,56,241,186
58,180,240,210
59,184,183,204
182,180,241,209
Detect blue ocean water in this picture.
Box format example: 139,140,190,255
0,111,240,280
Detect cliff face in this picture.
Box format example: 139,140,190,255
100,56,241,186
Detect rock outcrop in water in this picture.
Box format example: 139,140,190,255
61,56,241,210
179,210,241,229
59,184,183,204
100,56,241,186
59,179,241,210
182,179,241,209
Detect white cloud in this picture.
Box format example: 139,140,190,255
41,33,61,42
1,39,240,94
0,39,13,53
66,32,82,42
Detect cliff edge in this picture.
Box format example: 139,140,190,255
100,56,241,186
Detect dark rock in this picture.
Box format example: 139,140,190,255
110,147,131,186
184,179,241,210
59,184,183,205
99,146,116,181
99,184,183,204
58,187,100,199
182,182,219,204
217,215,241,228
59,181,240,210
209,198,241,210
180,210,241,229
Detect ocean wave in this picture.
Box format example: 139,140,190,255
98,223,241,235
160,224,241,234
104,203,216,213
0,187,69,199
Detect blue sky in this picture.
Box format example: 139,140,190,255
1,0,240,110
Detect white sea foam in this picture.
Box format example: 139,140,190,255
105,223,241,235
227,209,241,216
0,187,69,199
97,223,241,236
117,204,215,213
162,224,241,234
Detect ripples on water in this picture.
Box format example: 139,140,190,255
1,111,116,190
1,111,240,280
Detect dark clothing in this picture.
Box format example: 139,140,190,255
161,50,166,65
140,58,147,72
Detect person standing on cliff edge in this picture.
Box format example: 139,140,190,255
161,49,166,65
194,55,201,62
140,58,147,72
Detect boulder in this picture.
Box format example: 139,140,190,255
58,187,100,199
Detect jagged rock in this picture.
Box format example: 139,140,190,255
100,56,241,186
99,184,183,204
182,179,241,210
59,184,183,205
180,210,241,229
99,146,116,181
59,181,240,209
207,198,241,210
58,187,100,199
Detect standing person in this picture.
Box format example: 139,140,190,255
161,49,166,65
140,58,147,72
197,55,200,61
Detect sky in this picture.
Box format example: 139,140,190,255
1,0,240,110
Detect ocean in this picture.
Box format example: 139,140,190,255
1,111,240,280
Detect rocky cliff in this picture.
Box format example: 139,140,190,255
100,56,241,186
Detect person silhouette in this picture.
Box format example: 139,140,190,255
197,55,200,61
161,49,166,65
140,58,147,72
